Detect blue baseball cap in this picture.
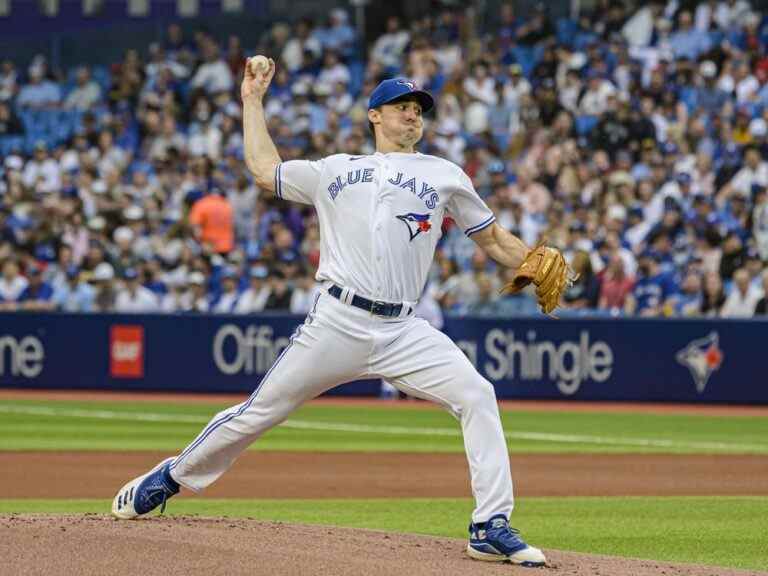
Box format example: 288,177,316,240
368,78,434,113
123,267,139,280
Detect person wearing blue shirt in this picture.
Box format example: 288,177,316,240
669,11,712,60
625,250,679,316
313,9,356,57
16,65,61,108
52,266,95,312
673,271,703,316
18,264,55,311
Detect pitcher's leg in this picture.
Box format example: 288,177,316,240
373,319,513,522
170,300,368,491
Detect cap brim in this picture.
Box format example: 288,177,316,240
377,91,434,113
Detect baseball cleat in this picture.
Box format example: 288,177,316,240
467,514,547,567
111,457,179,519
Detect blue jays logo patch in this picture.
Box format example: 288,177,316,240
675,331,723,393
397,79,416,90
396,212,432,242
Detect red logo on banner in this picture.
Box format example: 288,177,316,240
110,325,144,378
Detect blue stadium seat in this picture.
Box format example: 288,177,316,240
0,136,26,156
556,18,578,48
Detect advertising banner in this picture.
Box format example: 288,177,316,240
0,313,764,403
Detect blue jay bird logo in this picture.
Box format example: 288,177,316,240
675,332,723,393
397,79,416,90
396,212,432,242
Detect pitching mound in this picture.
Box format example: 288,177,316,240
2,515,764,576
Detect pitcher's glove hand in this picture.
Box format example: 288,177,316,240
500,243,577,315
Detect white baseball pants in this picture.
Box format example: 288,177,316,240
169,290,514,522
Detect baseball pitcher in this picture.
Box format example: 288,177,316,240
112,56,573,567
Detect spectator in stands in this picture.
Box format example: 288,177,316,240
188,187,234,255
467,273,502,317
723,145,768,198
163,23,193,66
160,278,185,313
264,268,292,310
22,141,60,194
674,271,704,316
211,267,240,313
515,3,554,46
754,269,768,315
598,253,635,313
289,270,320,314
700,270,726,316
235,264,270,314
314,8,356,56
190,39,233,97
578,70,615,117
622,0,665,46
0,258,28,304
17,262,55,311
721,267,762,317
452,249,501,312
52,265,95,312
281,18,322,73
90,262,117,312
719,232,747,280
0,59,17,102
371,16,410,72
115,267,158,313
64,66,102,111
625,251,678,316
563,250,600,309
109,49,144,106
16,58,61,108
669,10,712,60
0,102,23,136
183,271,210,313
316,50,350,87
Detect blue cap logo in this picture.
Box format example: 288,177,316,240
368,78,434,112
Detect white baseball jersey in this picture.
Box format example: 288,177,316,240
168,150,516,526
275,152,495,303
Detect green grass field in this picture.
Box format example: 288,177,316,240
1,398,767,571
1,398,767,454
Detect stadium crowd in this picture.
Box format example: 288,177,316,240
2,1,768,318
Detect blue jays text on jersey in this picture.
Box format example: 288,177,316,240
327,168,440,209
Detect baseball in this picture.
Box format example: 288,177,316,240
248,55,269,75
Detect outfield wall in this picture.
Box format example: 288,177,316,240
0,312,764,404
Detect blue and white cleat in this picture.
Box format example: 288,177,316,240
111,457,180,519
467,514,547,567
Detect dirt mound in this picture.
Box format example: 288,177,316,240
1,515,764,576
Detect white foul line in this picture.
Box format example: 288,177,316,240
0,404,765,453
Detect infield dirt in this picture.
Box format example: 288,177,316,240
2,451,768,498
2,514,766,576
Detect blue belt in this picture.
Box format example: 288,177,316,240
328,285,409,317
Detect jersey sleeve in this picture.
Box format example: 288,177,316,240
445,167,496,237
275,159,325,205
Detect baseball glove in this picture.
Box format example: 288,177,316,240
501,242,576,315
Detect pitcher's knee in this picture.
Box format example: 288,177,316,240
460,377,498,411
